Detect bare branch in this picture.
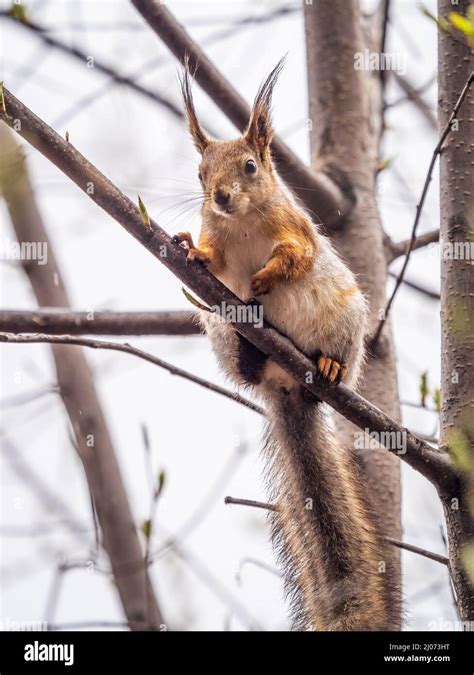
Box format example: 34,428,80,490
385,228,439,262
130,0,351,226
0,332,264,415
391,72,437,130
385,537,449,566
225,496,278,512
371,71,474,347
225,495,449,566
45,4,296,130
388,271,440,300
0,87,454,491
0,309,201,335
0,10,183,120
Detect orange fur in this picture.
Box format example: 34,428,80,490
197,230,225,275
336,284,360,307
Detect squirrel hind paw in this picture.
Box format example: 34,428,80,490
317,356,348,384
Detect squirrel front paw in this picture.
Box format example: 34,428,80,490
172,232,211,267
186,247,211,267
172,231,195,250
251,268,275,296
317,356,348,384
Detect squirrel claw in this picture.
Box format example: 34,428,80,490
186,247,211,267
317,356,347,384
173,233,210,266
173,231,194,251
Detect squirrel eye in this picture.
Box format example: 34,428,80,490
198,170,203,182
245,159,257,174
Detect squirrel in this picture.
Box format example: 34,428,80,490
174,59,400,631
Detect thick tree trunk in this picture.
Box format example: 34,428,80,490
0,125,164,630
304,0,402,628
438,0,474,623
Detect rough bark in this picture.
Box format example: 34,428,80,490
304,0,402,627
438,0,474,622
0,126,163,630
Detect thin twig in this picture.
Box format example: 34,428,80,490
225,496,449,566
0,331,447,487
371,71,474,347
48,5,295,129
388,271,440,300
0,10,183,120
0,332,264,415
385,228,439,262
390,72,437,130
385,537,449,566
42,5,298,32
225,496,278,512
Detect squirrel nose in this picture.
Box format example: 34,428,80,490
214,188,231,206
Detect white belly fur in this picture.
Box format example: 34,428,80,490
215,233,360,358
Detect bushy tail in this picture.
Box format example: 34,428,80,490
263,387,400,631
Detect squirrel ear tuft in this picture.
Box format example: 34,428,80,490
244,56,286,160
180,55,210,155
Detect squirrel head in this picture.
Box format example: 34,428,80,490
181,57,286,219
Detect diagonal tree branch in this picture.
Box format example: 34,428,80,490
0,87,454,492
0,332,264,416
130,0,351,226
0,124,164,630
0,309,201,335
